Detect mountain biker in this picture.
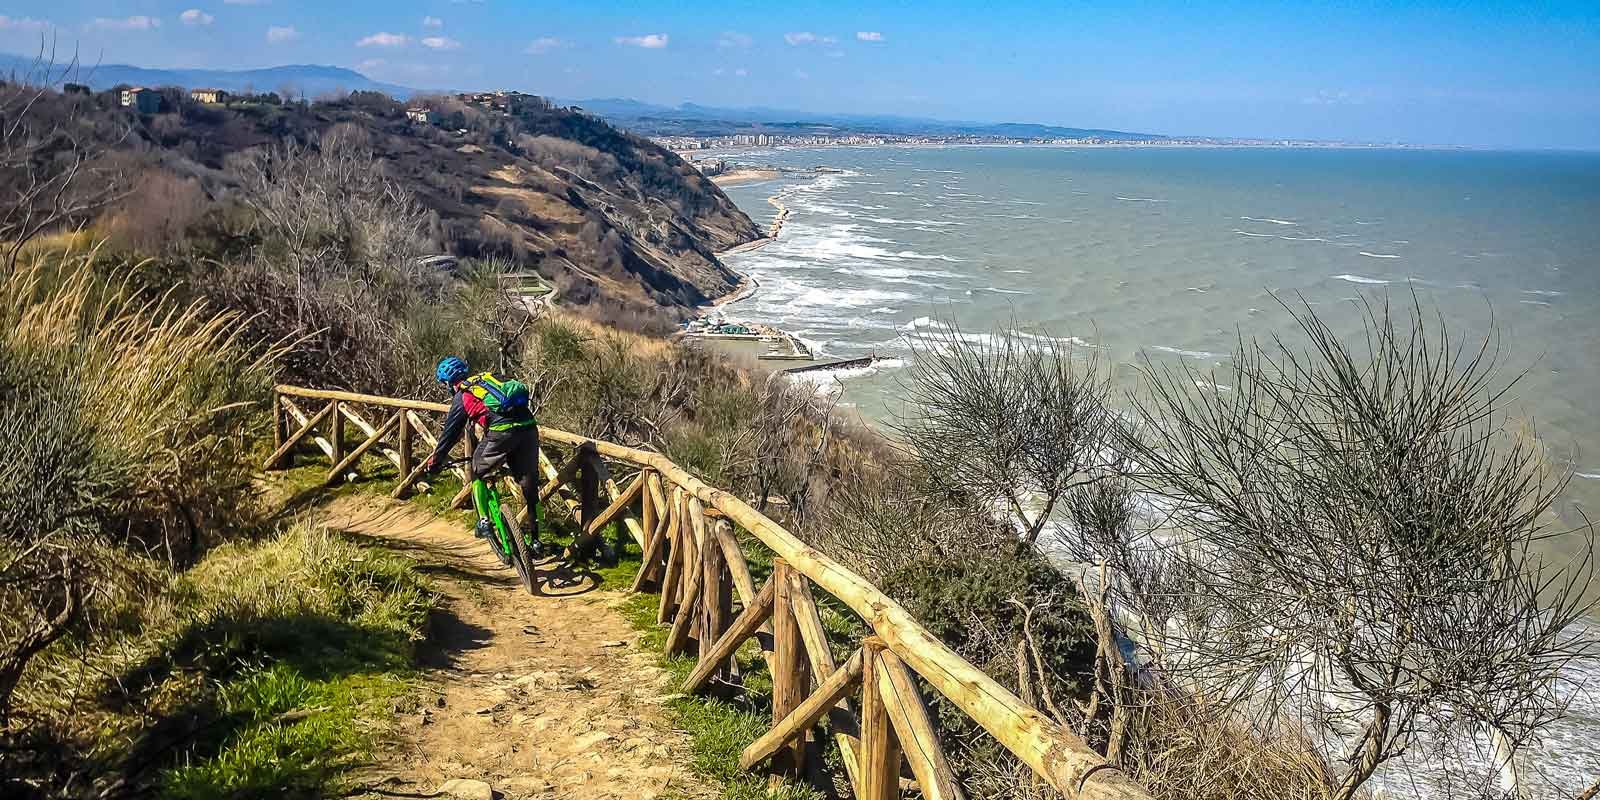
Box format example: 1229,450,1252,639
423,356,545,560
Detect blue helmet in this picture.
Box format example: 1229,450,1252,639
434,356,469,385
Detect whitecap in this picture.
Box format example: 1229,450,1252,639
1577,472,1600,481
894,251,964,262
1520,300,1552,307
1359,252,1402,259
1152,345,1228,360
1234,230,1274,238
1117,196,1166,203
1524,289,1565,296
1331,274,1391,285
1279,235,1329,242
871,307,898,314
1002,269,1032,274
1241,216,1298,226
973,286,1027,295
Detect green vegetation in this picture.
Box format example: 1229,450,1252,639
7,523,433,798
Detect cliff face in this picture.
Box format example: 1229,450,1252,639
99,91,763,317
373,100,763,315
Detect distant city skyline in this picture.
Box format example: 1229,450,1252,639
2,1,1597,149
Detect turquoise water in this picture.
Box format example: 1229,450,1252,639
719,145,1600,797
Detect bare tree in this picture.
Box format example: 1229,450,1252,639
0,44,125,273
895,319,1120,544
1121,294,1598,800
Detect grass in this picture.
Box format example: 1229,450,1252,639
7,523,435,798
148,525,434,799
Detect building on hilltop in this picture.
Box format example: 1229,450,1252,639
120,87,161,114
406,107,439,124
458,90,550,115
189,88,229,104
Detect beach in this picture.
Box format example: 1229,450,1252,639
709,168,784,186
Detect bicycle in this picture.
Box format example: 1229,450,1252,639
438,458,541,593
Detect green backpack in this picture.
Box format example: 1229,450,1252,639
463,372,534,430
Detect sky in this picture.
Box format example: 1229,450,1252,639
2,1,1598,148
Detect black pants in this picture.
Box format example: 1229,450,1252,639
472,426,541,541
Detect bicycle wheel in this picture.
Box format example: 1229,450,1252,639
497,502,537,594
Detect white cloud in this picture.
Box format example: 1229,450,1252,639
717,30,751,48
0,15,51,31
265,25,299,43
357,31,409,47
784,31,836,46
420,36,460,50
734,67,748,77
422,16,443,28
91,16,160,31
180,9,215,26
614,33,668,48
856,31,884,42
358,58,386,71
525,36,563,54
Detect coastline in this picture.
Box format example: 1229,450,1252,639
706,185,793,309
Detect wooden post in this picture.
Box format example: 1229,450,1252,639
770,558,811,787
329,401,344,467
279,398,336,460
657,490,686,624
640,469,657,552
683,578,775,694
271,390,286,464
699,510,733,678
860,638,901,800
263,399,337,470
740,647,865,771
451,426,479,510
396,411,413,485
878,649,962,800
324,411,402,485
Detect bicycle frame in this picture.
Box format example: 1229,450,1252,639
470,478,516,556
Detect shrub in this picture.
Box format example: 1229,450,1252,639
0,247,283,723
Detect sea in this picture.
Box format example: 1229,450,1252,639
715,145,1600,797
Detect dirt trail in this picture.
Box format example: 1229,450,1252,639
319,496,715,800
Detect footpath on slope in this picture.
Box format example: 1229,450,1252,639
316,495,716,800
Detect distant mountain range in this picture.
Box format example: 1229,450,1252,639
1,54,1162,140
564,97,1166,140
0,54,416,99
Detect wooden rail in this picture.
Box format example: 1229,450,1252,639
266,384,1152,800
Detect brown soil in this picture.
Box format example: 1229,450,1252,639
322,496,715,800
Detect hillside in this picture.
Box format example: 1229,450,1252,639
53,86,761,318
0,53,419,100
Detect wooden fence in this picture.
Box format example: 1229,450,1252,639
265,385,1153,800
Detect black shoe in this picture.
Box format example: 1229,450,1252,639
526,540,547,560
474,519,493,539
598,543,618,567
